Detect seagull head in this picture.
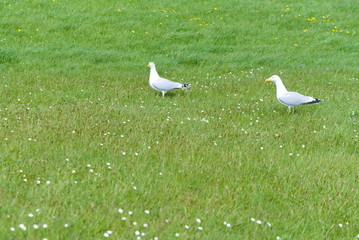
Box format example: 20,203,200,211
265,75,281,82
148,62,155,68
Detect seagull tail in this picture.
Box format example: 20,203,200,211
182,84,191,89
302,98,323,105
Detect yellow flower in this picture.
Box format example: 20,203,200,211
17,29,22,32
165,15,169,17
117,9,122,12
131,30,135,33
293,44,298,46
346,31,350,34
36,28,39,31
214,8,218,10
303,29,308,32
307,17,317,23
161,10,167,13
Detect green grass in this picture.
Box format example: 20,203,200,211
1,0,358,239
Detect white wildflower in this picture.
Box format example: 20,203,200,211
19,224,27,231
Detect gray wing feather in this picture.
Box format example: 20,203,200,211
278,92,315,106
152,77,183,91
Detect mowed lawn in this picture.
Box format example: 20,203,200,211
0,0,358,239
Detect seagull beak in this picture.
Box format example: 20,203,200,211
265,79,271,82
147,64,150,67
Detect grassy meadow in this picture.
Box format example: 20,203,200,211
1,0,358,239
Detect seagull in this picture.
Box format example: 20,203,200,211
265,75,322,113
148,62,191,97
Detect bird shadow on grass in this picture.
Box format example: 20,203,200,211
267,105,323,115
154,92,185,98
155,92,174,98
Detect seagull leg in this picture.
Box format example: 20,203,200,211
161,91,165,98
287,106,295,114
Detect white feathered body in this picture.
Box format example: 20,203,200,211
273,79,319,106
267,75,322,111
148,62,190,97
149,69,183,91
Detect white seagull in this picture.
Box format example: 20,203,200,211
265,75,322,113
148,62,191,97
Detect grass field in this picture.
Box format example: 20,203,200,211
1,0,358,239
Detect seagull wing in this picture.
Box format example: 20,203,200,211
278,92,317,106
152,77,183,91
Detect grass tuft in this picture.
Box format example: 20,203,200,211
0,0,358,239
